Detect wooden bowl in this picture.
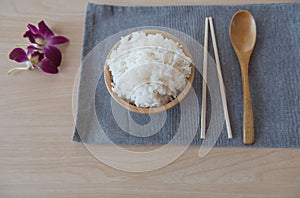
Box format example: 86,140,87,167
104,30,194,114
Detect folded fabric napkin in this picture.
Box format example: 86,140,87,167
73,2,300,148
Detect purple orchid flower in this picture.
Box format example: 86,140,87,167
23,20,68,67
8,20,68,75
8,46,59,74
24,21,68,46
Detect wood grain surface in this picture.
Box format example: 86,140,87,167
0,0,299,197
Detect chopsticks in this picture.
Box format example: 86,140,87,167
201,17,233,139
200,18,209,139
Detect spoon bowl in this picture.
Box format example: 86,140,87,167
230,10,256,145
230,11,256,52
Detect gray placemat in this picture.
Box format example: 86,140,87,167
73,2,300,147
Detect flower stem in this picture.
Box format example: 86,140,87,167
15,44,29,47
7,62,33,75
7,67,31,75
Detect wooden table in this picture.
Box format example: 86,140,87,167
1,0,299,197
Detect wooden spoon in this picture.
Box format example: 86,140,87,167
230,10,256,144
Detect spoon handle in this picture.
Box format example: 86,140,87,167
241,66,254,144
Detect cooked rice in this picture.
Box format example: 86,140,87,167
107,31,192,108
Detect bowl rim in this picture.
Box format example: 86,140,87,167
104,29,195,114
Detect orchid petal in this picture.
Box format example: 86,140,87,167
27,45,40,52
27,24,39,34
50,36,69,45
38,21,54,38
9,48,28,62
44,46,62,66
39,59,59,74
23,30,36,43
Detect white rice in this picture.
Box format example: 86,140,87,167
107,31,192,108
